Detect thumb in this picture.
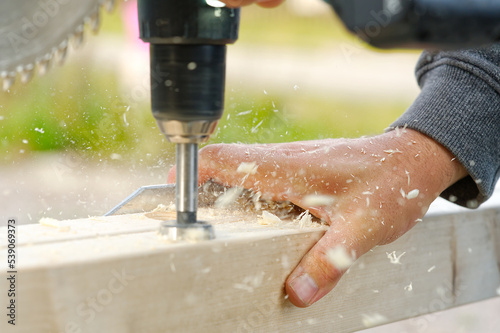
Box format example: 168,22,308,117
285,220,376,307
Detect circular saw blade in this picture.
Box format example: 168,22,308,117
0,0,116,90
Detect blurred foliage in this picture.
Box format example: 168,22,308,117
0,1,410,165
214,87,407,144
0,61,171,164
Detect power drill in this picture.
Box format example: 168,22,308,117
137,0,239,240
136,0,499,241
328,0,500,49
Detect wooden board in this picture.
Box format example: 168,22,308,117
1,203,499,333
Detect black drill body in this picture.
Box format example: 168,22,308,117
138,0,239,132
328,0,500,49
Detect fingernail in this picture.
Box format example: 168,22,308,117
289,273,318,305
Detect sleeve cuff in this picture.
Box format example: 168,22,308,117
390,63,500,207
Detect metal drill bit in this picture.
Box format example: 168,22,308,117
176,143,198,224
105,141,214,241
158,142,214,241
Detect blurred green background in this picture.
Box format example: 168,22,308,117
0,0,417,166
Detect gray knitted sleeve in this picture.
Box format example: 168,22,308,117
391,45,500,208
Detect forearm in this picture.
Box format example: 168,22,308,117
388,129,468,200
392,46,500,207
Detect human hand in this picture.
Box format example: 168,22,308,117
220,0,285,9
169,129,467,307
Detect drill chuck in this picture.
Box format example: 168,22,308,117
151,44,226,144
327,0,500,49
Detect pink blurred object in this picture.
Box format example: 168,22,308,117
123,0,148,52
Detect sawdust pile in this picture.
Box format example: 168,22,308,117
147,181,324,228
199,181,321,225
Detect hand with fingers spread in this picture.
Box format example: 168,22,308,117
168,129,467,307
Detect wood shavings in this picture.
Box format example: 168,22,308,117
237,161,258,175
427,265,436,272
198,181,323,228
258,211,282,226
252,191,262,211
295,210,313,229
303,194,335,207
200,181,299,219
362,313,388,328
326,246,354,270
386,251,406,264
383,149,402,155
406,189,420,200
393,124,408,138
39,218,71,232
404,282,413,292
151,203,175,213
215,187,244,208
236,110,252,116
400,188,419,200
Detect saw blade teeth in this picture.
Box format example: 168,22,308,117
36,54,53,77
87,10,102,34
1,0,116,88
18,64,35,84
55,40,69,66
1,71,16,92
72,25,85,49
